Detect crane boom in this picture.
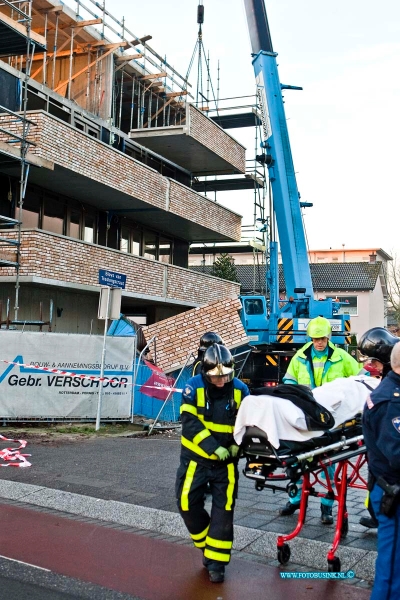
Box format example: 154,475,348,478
244,0,313,300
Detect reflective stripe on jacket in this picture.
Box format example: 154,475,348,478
283,341,363,389
180,374,249,464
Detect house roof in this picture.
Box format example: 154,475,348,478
191,262,383,293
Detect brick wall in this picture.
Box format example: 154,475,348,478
142,297,248,373
0,111,242,241
188,105,246,174
1,230,240,306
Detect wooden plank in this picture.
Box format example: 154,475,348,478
115,53,143,63
165,91,188,98
73,18,103,28
131,35,152,46
90,40,130,49
30,47,90,61
141,71,167,80
38,5,64,12
0,11,46,48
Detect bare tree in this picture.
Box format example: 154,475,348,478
386,251,400,327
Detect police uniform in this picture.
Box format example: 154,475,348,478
175,374,249,571
363,370,400,599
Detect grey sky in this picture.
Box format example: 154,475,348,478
65,0,400,256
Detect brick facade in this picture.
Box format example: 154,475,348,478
142,297,248,373
188,104,246,174
0,230,240,306
0,111,242,242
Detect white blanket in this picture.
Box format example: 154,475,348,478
234,376,380,450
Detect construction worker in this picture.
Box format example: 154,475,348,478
362,341,400,600
176,344,249,583
357,327,400,529
280,316,365,523
192,331,224,376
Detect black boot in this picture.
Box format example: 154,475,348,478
320,504,333,525
209,569,225,583
359,516,378,528
279,501,300,516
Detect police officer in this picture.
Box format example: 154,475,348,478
176,344,249,583
280,316,366,523
192,331,224,376
358,327,400,529
363,339,400,599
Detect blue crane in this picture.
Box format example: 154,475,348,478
239,0,351,383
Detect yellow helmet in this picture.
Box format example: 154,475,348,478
307,317,331,339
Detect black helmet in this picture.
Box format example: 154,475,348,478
358,327,399,365
198,331,224,352
202,344,234,384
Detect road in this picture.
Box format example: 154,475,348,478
0,500,371,600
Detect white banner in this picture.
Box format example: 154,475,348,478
0,332,135,419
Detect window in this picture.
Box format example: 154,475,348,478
69,208,81,239
120,226,130,253
327,295,358,316
21,191,41,228
132,229,141,255
159,237,171,264
43,197,65,234
84,213,96,243
144,230,157,260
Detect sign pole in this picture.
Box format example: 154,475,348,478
96,286,111,431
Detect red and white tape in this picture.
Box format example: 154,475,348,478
0,360,183,393
0,435,31,467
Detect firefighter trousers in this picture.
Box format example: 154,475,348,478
175,457,238,571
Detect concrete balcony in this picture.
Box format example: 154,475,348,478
0,110,242,243
0,230,241,310
129,104,246,176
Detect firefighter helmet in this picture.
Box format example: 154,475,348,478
358,327,399,365
202,344,234,384
198,331,224,352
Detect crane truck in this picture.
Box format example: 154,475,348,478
238,0,351,387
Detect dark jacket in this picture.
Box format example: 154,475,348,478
363,371,400,485
180,374,249,465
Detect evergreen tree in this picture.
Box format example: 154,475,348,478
211,253,239,283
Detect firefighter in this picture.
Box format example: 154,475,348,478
358,327,400,529
176,344,249,583
362,340,400,599
280,316,366,523
192,331,224,376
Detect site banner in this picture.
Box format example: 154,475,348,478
0,332,135,420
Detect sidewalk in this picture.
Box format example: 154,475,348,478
0,434,376,587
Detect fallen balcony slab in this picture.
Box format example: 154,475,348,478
129,104,246,176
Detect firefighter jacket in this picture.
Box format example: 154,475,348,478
363,370,400,485
180,374,249,465
283,341,364,389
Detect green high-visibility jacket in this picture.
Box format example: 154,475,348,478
283,341,364,389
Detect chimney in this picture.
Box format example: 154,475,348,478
369,253,377,264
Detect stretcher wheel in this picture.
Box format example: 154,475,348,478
340,518,349,539
277,543,291,565
328,557,341,572
287,483,298,498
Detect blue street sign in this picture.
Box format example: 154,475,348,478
98,269,126,289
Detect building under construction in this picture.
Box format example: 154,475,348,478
0,0,264,333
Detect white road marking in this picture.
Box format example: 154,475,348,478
0,555,51,571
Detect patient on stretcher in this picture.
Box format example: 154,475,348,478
234,375,380,450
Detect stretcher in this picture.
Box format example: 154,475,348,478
234,377,379,572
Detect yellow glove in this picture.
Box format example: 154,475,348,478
215,446,230,461
229,444,240,458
